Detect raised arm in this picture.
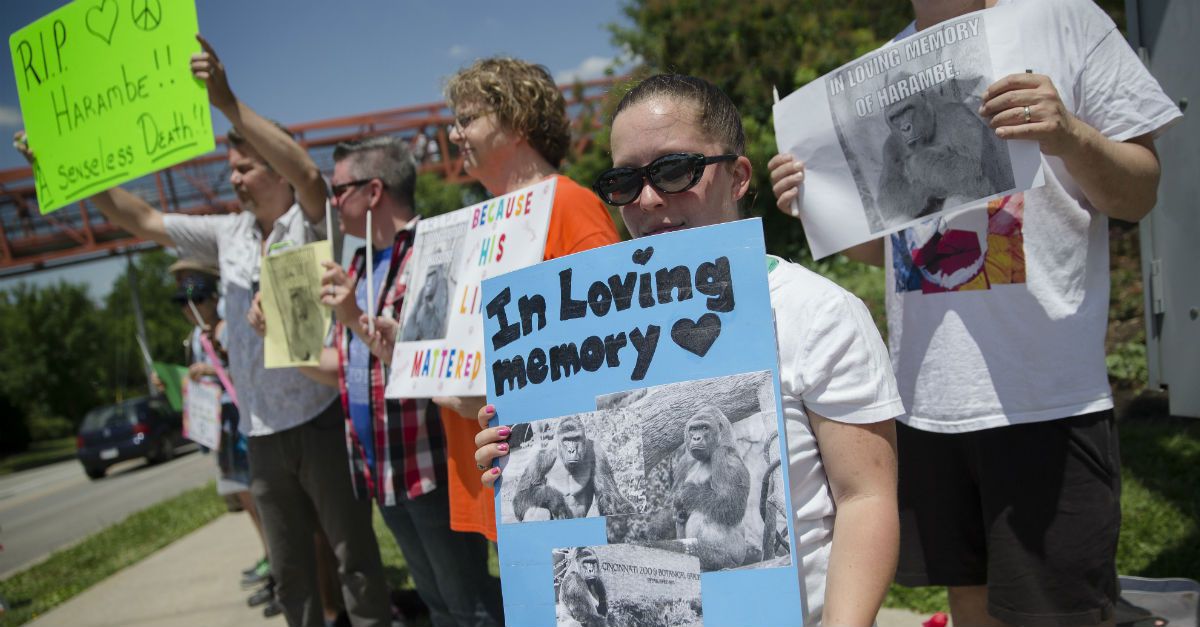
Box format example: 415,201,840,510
191,34,328,223
13,131,174,247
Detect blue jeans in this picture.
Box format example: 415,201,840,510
378,487,504,627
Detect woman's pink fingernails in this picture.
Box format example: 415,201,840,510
497,427,511,437
497,443,508,452
490,468,500,476
484,404,495,414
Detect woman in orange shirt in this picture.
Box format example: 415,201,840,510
434,57,620,541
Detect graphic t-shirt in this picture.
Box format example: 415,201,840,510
885,0,1182,433
441,174,620,540
347,245,394,472
770,257,904,627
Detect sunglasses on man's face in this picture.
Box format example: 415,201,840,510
172,293,212,306
592,152,737,206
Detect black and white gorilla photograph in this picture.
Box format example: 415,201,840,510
397,217,467,342
499,410,648,524
596,370,791,573
265,245,326,363
827,16,1015,233
552,544,703,627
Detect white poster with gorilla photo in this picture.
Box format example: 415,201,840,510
483,220,803,626
499,410,649,524
552,544,703,627
385,177,556,398
596,370,790,573
773,4,1044,259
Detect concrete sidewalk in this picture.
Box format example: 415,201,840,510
29,511,280,627
25,510,933,626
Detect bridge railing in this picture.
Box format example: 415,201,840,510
0,76,620,278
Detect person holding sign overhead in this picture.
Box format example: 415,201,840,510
768,1,1182,625
14,36,392,627
297,135,504,626
475,74,904,627
433,57,620,543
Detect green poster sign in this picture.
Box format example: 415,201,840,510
152,361,189,412
9,0,214,214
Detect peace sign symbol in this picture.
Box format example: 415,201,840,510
130,0,162,31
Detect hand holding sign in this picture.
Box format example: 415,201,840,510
190,34,236,113
980,72,1077,155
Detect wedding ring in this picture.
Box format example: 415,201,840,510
476,463,489,471
1022,105,1032,123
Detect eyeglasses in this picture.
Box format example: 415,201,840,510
453,109,492,131
330,178,380,200
591,153,738,206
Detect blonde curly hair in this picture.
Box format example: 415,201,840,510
445,57,571,168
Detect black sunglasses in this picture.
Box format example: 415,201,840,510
592,153,737,206
172,293,211,306
330,178,382,199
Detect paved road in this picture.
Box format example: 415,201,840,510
0,445,212,578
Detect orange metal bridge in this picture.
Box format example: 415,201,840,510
0,77,617,278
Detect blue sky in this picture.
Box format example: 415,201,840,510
0,0,631,298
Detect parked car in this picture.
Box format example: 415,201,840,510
76,397,184,479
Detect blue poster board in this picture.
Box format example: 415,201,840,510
482,219,803,626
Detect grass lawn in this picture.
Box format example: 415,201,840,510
0,482,226,626
0,438,77,477
883,413,1200,615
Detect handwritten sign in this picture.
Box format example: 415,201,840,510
385,178,555,398
483,219,804,626
773,5,1043,258
9,0,215,214
183,378,221,450
261,241,333,368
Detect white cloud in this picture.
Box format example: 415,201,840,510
0,105,22,128
555,56,615,84
448,44,471,60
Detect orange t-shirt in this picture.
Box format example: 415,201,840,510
442,174,620,540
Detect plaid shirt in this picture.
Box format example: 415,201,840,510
336,223,444,505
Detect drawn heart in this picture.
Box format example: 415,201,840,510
670,313,721,357
86,0,119,45
631,246,654,265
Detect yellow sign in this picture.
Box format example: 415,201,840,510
9,0,215,214
261,241,333,369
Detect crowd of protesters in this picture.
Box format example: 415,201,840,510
13,1,1183,626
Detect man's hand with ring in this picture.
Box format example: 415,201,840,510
979,71,1080,157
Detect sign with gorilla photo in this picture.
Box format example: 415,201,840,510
773,4,1045,259
483,219,804,626
552,544,703,627
385,177,555,398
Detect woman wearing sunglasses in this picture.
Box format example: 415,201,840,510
474,75,903,627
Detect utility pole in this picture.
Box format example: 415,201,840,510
126,252,156,398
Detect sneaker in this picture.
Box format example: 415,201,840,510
241,558,272,587
247,580,275,608
241,556,268,578
262,599,283,618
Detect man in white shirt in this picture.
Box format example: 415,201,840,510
769,1,1182,625
15,35,392,627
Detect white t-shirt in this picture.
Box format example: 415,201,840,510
165,202,339,436
885,0,1182,433
770,258,904,627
